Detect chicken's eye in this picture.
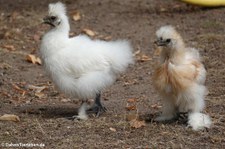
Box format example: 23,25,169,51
50,16,57,21
166,39,171,43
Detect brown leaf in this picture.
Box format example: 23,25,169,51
12,84,26,94
109,127,117,132
61,98,72,103
0,114,20,122
142,55,151,60
126,114,137,121
151,103,162,109
26,54,42,65
35,57,42,65
127,98,137,103
26,85,46,98
26,54,36,64
69,32,76,37
103,36,112,41
125,105,137,111
133,50,141,56
35,92,45,98
130,119,146,129
26,85,46,92
82,28,96,37
72,11,81,21
154,48,161,56
160,7,167,12
123,79,138,86
2,44,16,51
137,54,152,62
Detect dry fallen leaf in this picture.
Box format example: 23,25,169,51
141,55,152,60
2,44,16,51
126,114,137,121
82,28,96,37
109,127,117,132
127,98,137,103
103,36,112,41
12,83,26,95
26,85,46,98
137,54,152,62
123,79,138,86
154,48,161,56
61,98,72,103
26,85,46,91
125,105,137,111
130,119,146,129
26,54,42,65
0,114,20,122
26,54,36,64
151,103,162,109
36,57,42,65
133,50,141,56
69,32,76,37
35,92,45,98
160,7,167,12
72,11,81,21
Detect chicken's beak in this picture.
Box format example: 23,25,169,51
43,16,55,27
154,40,168,47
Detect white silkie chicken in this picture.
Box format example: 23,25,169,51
153,25,211,130
40,2,134,120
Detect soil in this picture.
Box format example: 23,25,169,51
0,0,225,148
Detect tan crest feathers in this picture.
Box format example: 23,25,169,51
156,25,182,41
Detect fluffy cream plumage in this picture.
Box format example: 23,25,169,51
40,2,134,120
153,25,211,130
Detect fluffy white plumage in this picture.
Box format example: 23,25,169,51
153,25,211,130
40,2,134,120
49,2,66,16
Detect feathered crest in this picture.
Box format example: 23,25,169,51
156,25,175,37
48,2,66,16
156,25,181,41
157,25,175,33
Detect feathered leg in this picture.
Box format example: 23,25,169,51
155,96,177,121
181,84,212,130
67,100,89,120
88,93,107,117
188,112,211,131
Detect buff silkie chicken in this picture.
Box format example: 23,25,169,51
40,2,134,120
153,25,211,130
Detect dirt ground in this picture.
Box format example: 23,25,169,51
0,0,225,148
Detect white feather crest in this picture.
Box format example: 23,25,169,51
156,25,176,39
48,2,66,15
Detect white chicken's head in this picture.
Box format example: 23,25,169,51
43,2,67,27
155,25,183,50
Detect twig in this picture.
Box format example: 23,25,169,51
35,118,48,138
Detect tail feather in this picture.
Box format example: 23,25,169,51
188,112,212,131
107,40,134,74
